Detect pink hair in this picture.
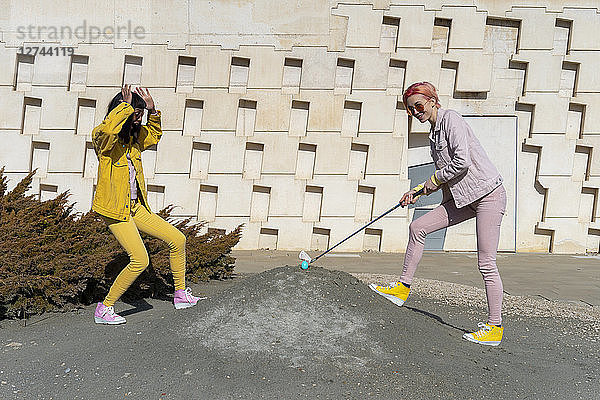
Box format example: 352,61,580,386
402,82,441,115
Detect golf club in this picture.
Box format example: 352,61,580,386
299,187,425,269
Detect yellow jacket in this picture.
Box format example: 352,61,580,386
91,102,162,221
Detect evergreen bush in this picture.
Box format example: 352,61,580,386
0,168,242,319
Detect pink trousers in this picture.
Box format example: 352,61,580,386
401,185,507,325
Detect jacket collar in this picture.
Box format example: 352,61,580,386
429,107,447,141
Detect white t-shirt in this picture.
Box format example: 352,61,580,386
126,151,137,201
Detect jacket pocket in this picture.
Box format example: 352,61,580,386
111,159,128,168
131,155,143,174
109,159,129,207
434,139,451,166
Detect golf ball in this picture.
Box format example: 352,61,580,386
301,261,309,270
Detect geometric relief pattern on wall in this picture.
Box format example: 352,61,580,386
1,1,599,253
507,7,600,254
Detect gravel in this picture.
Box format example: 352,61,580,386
355,273,600,341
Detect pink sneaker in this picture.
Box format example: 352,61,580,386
173,288,205,310
94,302,126,325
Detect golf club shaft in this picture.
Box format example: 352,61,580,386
311,187,424,263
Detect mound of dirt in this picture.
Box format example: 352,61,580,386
186,265,398,370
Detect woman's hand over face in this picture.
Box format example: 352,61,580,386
121,84,132,104
135,87,155,113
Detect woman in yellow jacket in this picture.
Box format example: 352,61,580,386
92,85,202,325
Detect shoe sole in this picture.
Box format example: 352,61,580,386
368,284,406,306
462,334,501,346
94,317,126,325
174,302,196,310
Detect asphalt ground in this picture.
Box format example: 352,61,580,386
1,259,598,400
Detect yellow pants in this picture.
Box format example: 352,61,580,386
102,200,186,307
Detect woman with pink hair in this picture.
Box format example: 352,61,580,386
370,82,507,346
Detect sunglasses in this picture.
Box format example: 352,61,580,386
405,98,432,116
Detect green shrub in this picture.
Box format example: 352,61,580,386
0,168,242,319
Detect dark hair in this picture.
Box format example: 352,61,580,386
106,91,147,144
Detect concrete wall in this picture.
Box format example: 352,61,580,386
0,0,599,254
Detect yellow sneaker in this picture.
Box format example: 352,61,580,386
368,282,410,306
462,322,503,346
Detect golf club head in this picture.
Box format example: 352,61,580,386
298,250,312,263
